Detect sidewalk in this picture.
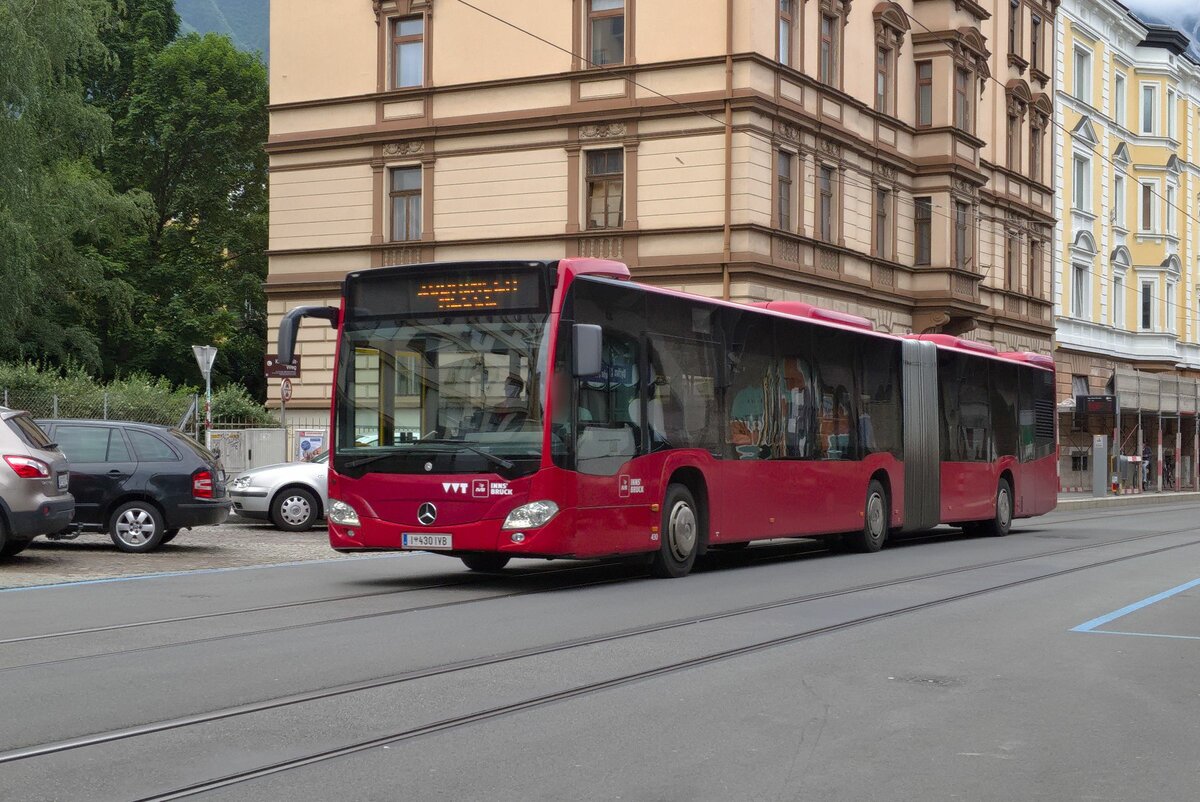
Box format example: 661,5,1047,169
1056,489,1200,511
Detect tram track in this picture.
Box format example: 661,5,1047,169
2,524,1197,772
0,520,1188,676
126,532,1200,800
2,497,1186,650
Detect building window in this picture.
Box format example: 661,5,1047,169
1167,280,1177,332
1030,239,1043,298
778,0,794,66
1114,72,1126,126
819,14,840,87
777,150,793,231
1168,87,1177,139
874,187,890,259
955,67,973,133
916,61,932,127
1029,119,1043,181
1141,280,1154,330
818,165,835,242
1072,375,1089,397
1006,232,1020,291
1073,46,1091,102
1008,0,1020,56
1142,84,1157,135
1107,274,1122,325
586,149,623,229
1141,182,1156,232
1072,265,1088,319
1167,185,1177,235
953,201,970,270
1072,155,1090,212
875,46,892,113
1113,175,1125,226
391,17,424,89
1007,113,1020,170
915,197,932,265
589,0,625,67
1030,14,1042,72
389,166,422,242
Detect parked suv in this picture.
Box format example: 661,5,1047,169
0,408,74,559
38,420,231,553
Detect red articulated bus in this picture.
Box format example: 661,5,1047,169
278,258,1057,578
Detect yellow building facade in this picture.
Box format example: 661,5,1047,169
1055,0,1200,491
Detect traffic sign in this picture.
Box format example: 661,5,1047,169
264,355,301,379
281,378,294,403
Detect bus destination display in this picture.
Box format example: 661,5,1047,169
349,268,544,317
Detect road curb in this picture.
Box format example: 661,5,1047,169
1056,491,1200,511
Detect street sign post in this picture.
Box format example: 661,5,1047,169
192,345,218,430
280,378,293,431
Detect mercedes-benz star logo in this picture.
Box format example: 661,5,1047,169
417,502,438,526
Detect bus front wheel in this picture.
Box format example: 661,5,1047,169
978,479,1013,538
650,483,701,578
843,479,889,553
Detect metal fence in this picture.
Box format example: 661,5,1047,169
2,389,198,429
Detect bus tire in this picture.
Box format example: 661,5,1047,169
650,483,701,578
979,479,1013,538
843,479,889,553
461,554,511,572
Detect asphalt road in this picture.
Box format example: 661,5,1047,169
2,503,1200,801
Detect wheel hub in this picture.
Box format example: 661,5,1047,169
669,501,697,561
281,496,311,526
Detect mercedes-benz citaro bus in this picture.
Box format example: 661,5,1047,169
277,258,1057,578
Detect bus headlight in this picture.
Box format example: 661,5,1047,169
329,500,361,527
503,501,559,530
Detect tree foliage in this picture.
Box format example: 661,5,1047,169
0,0,269,400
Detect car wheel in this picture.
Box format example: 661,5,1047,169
650,483,702,578
109,502,166,553
0,520,31,559
271,488,320,532
161,529,180,544
460,554,511,572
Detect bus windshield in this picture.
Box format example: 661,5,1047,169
334,313,551,476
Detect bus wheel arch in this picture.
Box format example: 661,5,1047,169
868,469,894,529
666,467,710,555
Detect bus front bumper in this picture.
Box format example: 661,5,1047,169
327,508,580,557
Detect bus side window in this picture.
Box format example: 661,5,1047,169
859,339,902,457
646,333,721,453
991,362,1020,458
813,329,859,461
776,320,816,459
725,311,779,459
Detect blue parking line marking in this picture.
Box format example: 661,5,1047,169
1073,576,1200,632
1088,630,1200,642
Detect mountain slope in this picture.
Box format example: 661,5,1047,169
177,0,269,58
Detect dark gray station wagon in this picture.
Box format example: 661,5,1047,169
39,420,231,553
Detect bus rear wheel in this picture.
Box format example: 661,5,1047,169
650,483,701,578
461,554,511,572
978,479,1013,538
843,479,889,553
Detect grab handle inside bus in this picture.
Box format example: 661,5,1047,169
278,306,340,365
572,324,603,377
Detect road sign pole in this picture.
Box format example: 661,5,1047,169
192,345,218,440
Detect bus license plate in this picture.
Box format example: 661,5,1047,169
402,534,452,550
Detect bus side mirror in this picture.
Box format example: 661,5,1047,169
572,324,603,377
278,306,339,364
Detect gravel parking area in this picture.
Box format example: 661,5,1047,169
0,518,353,589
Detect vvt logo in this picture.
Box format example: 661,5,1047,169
442,482,469,494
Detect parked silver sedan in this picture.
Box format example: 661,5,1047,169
229,452,328,531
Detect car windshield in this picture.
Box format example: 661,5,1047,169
334,313,551,476
8,413,55,450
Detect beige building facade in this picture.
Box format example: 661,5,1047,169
268,0,1059,409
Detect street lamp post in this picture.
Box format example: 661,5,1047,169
192,345,218,438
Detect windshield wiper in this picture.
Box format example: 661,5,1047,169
341,442,516,472
421,440,515,471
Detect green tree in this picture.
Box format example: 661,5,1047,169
105,32,269,396
0,0,146,371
